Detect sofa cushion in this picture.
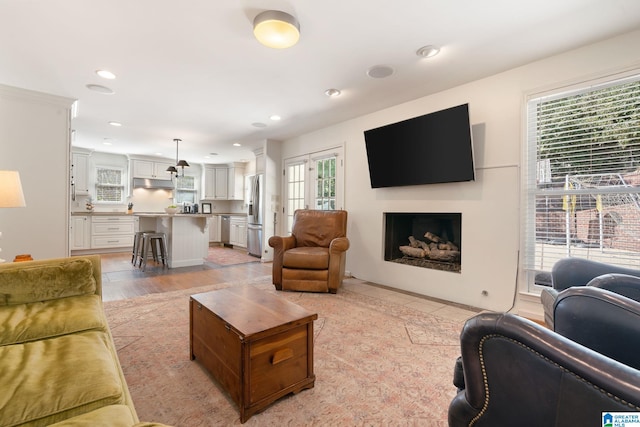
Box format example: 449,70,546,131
48,405,137,427
0,330,126,426
0,258,96,306
0,295,106,346
282,246,330,269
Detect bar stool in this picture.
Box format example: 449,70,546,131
139,232,168,272
131,230,155,264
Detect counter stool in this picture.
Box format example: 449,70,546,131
131,230,155,264
139,232,168,272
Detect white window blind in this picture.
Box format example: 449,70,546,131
524,73,640,291
95,167,124,203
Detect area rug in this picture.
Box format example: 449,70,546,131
104,276,464,426
205,246,259,266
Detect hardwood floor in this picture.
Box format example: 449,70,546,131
98,250,272,302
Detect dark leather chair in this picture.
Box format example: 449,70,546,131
540,257,640,328
449,294,640,427
268,209,349,293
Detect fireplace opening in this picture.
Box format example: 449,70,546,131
384,212,462,273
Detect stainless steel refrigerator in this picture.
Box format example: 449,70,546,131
247,174,263,257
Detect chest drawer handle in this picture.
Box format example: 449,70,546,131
196,303,202,310
271,348,294,365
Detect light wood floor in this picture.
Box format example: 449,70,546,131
99,250,272,302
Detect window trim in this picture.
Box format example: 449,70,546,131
94,165,125,204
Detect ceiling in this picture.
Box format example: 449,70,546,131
2,0,640,164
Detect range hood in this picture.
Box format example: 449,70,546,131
133,178,175,190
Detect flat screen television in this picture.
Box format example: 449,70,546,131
364,103,475,188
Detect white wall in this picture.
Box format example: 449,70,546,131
280,29,640,316
0,85,74,260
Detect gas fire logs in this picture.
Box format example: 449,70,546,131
399,232,460,262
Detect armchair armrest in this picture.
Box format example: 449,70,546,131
268,235,297,289
329,236,350,254
449,312,640,427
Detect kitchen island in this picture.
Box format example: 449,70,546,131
135,213,210,268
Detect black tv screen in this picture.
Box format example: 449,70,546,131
364,103,475,188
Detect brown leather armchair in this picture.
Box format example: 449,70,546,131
268,209,349,293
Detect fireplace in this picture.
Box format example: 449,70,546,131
384,212,462,273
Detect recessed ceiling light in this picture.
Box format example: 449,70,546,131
96,69,116,79
270,115,281,121
416,45,440,58
209,152,219,156
233,143,242,147
103,138,113,146
86,84,114,94
252,122,267,128
325,88,341,97
108,121,122,127
366,65,394,79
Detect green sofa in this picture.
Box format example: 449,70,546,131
0,255,169,427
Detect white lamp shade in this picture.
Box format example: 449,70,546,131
0,171,26,207
253,10,300,49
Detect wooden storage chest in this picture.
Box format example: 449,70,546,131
189,286,317,423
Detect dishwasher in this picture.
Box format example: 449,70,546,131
220,215,231,246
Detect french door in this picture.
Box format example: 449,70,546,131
283,147,344,233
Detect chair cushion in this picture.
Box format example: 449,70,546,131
283,247,329,269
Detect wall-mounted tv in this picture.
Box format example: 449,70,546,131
364,103,475,188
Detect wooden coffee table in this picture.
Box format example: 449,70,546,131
189,286,318,423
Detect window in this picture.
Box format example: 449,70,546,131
95,166,124,203
175,175,196,204
283,147,344,233
523,73,640,292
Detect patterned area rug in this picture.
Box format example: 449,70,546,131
104,277,463,426
205,246,259,266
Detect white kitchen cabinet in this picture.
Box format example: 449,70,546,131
209,215,221,242
229,216,247,248
203,166,229,199
227,163,245,200
71,152,90,198
69,215,91,250
91,215,135,249
132,159,174,179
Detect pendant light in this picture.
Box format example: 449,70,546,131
167,138,189,178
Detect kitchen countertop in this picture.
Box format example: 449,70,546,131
71,211,247,216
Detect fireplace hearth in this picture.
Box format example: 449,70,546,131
384,212,462,273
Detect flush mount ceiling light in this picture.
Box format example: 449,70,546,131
366,65,394,79
96,69,116,79
325,88,341,97
108,121,122,127
253,10,300,49
416,45,440,58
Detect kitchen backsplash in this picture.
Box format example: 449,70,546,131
70,189,246,214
